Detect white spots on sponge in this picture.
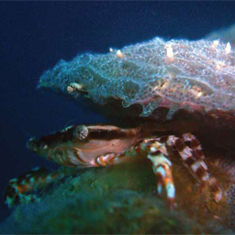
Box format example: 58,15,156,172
165,44,174,60
197,91,203,97
212,39,220,48
109,47,125,58
67,83,84,94
225,42,231,54
215,60,226,71
116,50,125,58
67,85,74,93
71,83,83,90
211,39,231,54
189,86,204,98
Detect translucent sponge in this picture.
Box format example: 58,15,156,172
38,37,235,117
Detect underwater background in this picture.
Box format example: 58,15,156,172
2,1,235,232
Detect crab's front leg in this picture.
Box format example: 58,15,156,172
147,148,175,209
90,139,176,208
134,139,176,208
92,134,222,209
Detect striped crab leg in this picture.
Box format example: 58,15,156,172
164,133,222,203
90,139,176,208
92,134,222,207
4,167,65,207
146,143,175,209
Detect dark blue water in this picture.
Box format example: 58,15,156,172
1,1,235,222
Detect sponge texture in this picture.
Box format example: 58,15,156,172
39,37,235,117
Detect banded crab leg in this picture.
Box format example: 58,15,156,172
4,167,67,207
89,139,176,208
145,141,175,209
163,133,222,203
91,134,222,207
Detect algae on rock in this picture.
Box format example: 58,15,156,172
0,159,232,234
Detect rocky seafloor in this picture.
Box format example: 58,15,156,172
0,156,233,234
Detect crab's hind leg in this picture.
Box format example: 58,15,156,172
4,167,64,207
165,133,222,203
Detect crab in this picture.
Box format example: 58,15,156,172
4,36,235,229
4,122,223,210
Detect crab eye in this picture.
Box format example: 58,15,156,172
73,125,89,140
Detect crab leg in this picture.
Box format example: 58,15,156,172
164,134,222,203
147,151,175,209
4,167,64,207
91,134,222,207
89,139,176,208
